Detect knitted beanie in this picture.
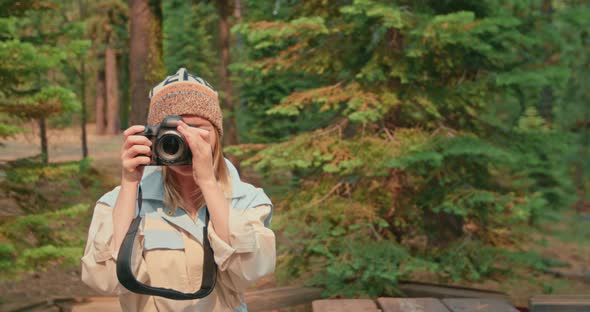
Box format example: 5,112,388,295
147,68,223,136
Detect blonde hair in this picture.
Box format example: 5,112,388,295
161,127,231,213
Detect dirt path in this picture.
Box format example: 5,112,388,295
0,267,100,311
0,123,123,178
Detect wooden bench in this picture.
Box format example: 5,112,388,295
377,298,451,312
17,286,590,312
312,298,519,312
530,295,590,312
313,299,379,312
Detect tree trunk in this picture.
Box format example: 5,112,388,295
119,52,130,130
79,0,88,158
105,45,120,134
39,118,48,163
234,0,242,22
574,161,585,213
538,0,554,123
80,57,88,157
95,69,106,134
129,0,163,126
539,86,553,122
217,0,240,168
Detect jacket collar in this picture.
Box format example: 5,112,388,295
140,158,249,201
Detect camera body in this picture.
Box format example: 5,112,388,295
140,115,192,166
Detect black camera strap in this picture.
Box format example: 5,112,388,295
116,185,217,300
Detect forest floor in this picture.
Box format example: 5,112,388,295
0,124,589,310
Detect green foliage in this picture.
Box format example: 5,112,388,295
232,69,327,143
0,243,16,271
0,158,114,279
0,0,586,298
17,245,83,271
434,240,565,282
235,0,590,298
0,203,90,278
0,40,64,94
0,85,80,120
0,1,87,151
310,240,437,297
1,203,89,248
86,0,128,50
518,107,548,131
435,240,498,282
5,159,91,184
2,158,106,213
232,9,332,144
234,16,328,54
0,121,22,139
162,0,218,79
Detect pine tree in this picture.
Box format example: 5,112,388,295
233,0,588,296
0,2,86,162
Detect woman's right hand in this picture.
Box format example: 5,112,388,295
121,125,152,185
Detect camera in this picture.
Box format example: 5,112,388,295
140,115,192,166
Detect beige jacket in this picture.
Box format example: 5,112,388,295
81,162,275,312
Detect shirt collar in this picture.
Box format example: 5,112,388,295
139,158,249,201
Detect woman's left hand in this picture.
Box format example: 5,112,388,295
176,121,216,185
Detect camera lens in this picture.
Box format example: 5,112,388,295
156,131,186,164
162,136,180,155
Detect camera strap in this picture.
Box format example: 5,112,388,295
116,185,217,300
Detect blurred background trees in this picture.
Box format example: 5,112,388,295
86,0,127,135
0,0,588,299
0,0,88,162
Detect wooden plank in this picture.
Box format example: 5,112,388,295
245,286,322,311
312,299,379,312
530,295,590,312
442,298,518,312
377,297,450,312
398,282,510,300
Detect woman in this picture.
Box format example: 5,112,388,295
81,68,275,311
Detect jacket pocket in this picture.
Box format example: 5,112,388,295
143,229,190,293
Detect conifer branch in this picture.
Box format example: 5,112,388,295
303,181,343,209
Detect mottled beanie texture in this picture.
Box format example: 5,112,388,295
147,68,223,136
